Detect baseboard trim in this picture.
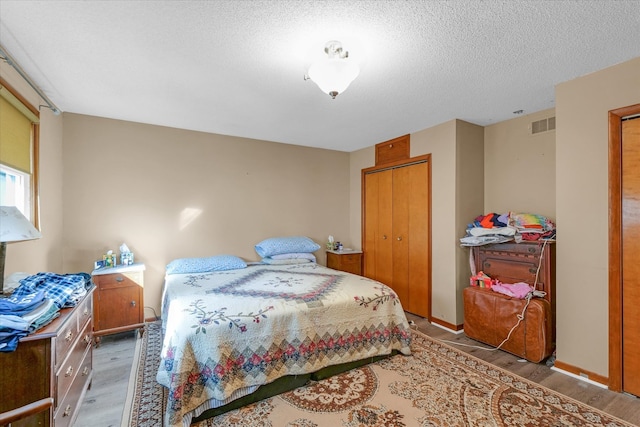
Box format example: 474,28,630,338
552,359,609,389
430,317,464,334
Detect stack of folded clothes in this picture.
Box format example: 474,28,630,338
460,212,556,246
0,290,59,352
10,272,92,309
0,272,92,352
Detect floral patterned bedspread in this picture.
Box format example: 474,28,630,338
156,262,412,427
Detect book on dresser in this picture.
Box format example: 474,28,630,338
0,287,95,427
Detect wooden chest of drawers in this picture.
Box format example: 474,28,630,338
0,288,94,426
326,250,363,276
472,241,556,339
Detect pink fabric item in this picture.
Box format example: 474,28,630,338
491,282,533,299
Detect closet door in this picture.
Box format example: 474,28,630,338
622,115,640,397
406,162,430,318
392,166,410,305
363,169,393,286
392,162,429,317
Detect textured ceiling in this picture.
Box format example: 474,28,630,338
1,1,639,152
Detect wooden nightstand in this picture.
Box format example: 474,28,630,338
326,249,363,276
91,263,145,344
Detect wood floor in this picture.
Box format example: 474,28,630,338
75,330,138,427
76,314,640,426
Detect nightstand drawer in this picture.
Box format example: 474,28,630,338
327,251,363,276
338,254,360,265
93,271,143,290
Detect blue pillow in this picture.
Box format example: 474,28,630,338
166,255,247,275
261,257,312,265
254,236,321,258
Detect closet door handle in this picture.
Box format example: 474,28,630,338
382,235,387,240
397,236,402,241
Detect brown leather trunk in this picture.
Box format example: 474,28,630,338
463,287,553,363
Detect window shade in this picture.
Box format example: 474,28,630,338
0,95,33,173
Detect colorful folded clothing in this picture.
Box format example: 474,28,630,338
509,212,555,232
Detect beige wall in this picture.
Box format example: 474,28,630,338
1,62,64,278
555,57,640,377
455,120,485,323
61,114,351,313
484,108,556,218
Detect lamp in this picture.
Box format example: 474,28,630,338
306,40,360,99
0,206,42,294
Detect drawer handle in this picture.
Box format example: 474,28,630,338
65,330,74,342
528,247,536,253
116,276,124,282
529,268,538,274
382,235,387,240
63,404,72,417
82,366,90,376
65,366,74,377
397,236,402,241
83,308,90,317
83,334,92,345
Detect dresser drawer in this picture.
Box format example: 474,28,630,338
477,242,543,257
56,318,92,406
93,271,143,290
77,292,93,327
55,308,80,370
54,344,92,427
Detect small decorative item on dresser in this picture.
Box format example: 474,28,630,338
120,252,134,265
102,250,116,268
119,242,134,265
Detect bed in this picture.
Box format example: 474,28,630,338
157,260,412,427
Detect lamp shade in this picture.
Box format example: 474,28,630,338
0,206,42,242
308,57,360,98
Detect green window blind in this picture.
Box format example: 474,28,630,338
0,89,37,173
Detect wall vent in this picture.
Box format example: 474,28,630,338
531,117,556,134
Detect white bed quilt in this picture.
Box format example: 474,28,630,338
157,263,412,427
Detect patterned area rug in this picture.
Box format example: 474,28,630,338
123,322,634,427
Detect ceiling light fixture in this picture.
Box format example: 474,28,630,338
306,40,360,99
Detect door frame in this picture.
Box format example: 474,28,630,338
608,103,640,392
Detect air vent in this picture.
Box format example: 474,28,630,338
531,117,556,134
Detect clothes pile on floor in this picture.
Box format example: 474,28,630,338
0,272,92,352
460,211,556,247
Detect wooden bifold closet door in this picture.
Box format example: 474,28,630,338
622,115,640,397
363,158,430,318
